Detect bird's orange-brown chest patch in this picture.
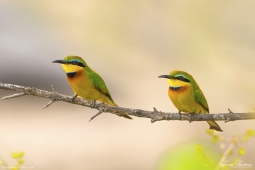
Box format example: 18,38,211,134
168,85,191,111
66,70,88,91
168,85,189,94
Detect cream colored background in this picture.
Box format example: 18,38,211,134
0,1,255,169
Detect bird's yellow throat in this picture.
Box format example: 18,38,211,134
61,64,84,73
168,79,189,88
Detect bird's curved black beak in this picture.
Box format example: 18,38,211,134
52,60,68,64
158,75,173,79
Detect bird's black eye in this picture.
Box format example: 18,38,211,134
178,76,184,80
72,60,78,65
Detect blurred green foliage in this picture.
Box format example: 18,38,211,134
158,129,254,170
158,143,219,170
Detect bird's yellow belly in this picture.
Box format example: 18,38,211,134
168,86,207,114
66,72,114,105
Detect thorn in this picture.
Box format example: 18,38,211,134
153,107,162,113
228,108,233,113
152,107,162,123
1,92,26,100
51,85,57,93
42,99,55,109
89,110,103,122
70,94,78,102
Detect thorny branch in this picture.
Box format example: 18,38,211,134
1,82,255,123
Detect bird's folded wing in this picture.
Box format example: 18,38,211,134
194,89,209,113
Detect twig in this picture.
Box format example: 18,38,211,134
1,92,26,100
1,82,255,122
42,85,58,109
89,110,103,122
42,100,55,109
215,139,237,170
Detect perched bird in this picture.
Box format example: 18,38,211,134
158,70,222,132
53,55,132,119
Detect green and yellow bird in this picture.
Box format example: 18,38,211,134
159,70,222,132
53,55,132,119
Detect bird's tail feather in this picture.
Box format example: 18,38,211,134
112,102,133,119
121,114,133,119
207,121,223,132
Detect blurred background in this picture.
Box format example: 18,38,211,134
0,0,255,169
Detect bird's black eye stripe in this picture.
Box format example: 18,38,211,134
69,60,85,67
175,76,190,82
77,62,85,67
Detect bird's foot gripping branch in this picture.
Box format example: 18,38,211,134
1,82,255,125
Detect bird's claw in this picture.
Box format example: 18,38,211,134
199,113,202,120
70,94,78,102
178,111,182,121
91,100,97,108
188,113,195,123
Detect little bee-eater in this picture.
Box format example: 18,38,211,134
159,70,222,132
53,56,132,119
